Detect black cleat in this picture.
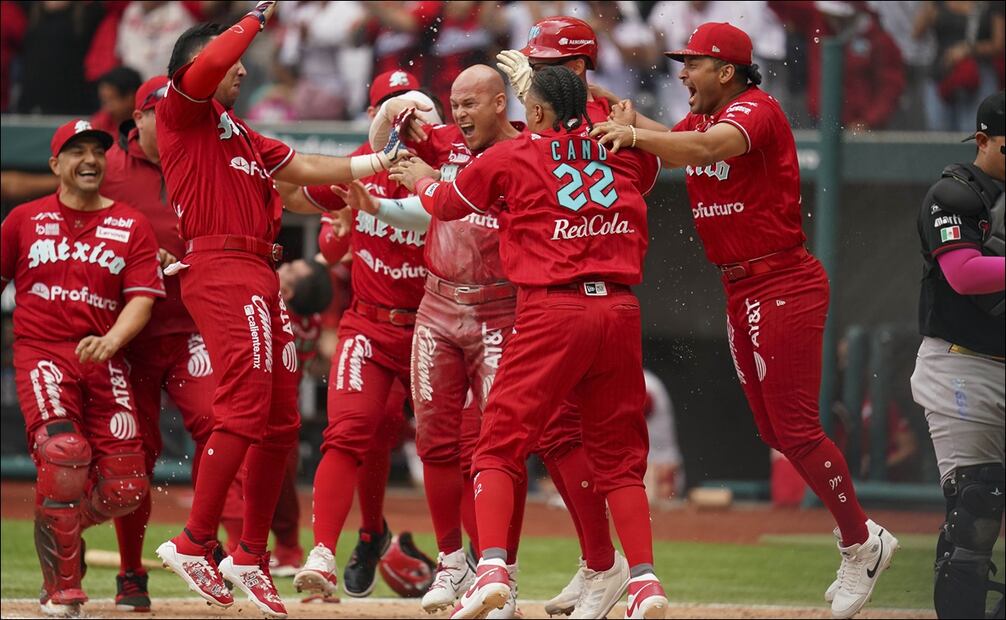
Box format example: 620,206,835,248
115,571,151,612
342,521,392,598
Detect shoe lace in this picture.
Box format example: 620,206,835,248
837,551,863,591
120,573,146,596
308,545,334,568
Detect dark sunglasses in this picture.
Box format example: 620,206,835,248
141,85,168,110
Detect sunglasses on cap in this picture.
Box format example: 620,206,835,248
141,86,168,110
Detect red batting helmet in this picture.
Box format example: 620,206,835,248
378,532,437,598
521,16,597,70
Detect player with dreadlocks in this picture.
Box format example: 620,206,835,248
410,65,668,620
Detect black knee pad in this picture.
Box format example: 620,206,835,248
934,463,1006,619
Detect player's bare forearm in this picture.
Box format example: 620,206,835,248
275,153,357,186
77,296,155,363
634,123,746,167
633,112,672,132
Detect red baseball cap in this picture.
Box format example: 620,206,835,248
369,69,420,108
522,16,598,70
135,75,169,112
50,119,113,158
666,22,753,66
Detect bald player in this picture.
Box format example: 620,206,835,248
371,65,621,618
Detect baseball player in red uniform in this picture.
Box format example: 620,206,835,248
1,120,165,618
414,65,665,620
269,69,436,601
590,22,899,619
100,74,220,611
151,5,410,616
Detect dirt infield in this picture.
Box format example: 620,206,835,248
0,480,945,543
0,598,937,619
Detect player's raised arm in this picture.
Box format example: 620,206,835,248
591,120,747,166
176,2,277,100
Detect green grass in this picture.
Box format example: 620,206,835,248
4,518,999,609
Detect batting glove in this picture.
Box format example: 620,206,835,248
497,50,533,103
352,107,414,178
247,1,277,31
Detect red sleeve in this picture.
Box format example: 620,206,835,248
121,216,166,300
304,185,347,212
177,14,261,101
716,98,776,154
159,63,212,130
0,206,22,286
318,216,352,265
419,147,508,220
246,126,295,176
631,151,661,196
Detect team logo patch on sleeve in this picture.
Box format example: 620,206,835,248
940,226,962,242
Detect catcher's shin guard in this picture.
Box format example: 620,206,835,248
934,463,1005,619
35,500,87,604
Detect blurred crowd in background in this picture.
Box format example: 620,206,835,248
1,0,1004,133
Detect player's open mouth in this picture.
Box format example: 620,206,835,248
459,123,475,138
687,85,697,106
77,170,99,179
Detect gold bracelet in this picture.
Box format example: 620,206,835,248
629,125,637,148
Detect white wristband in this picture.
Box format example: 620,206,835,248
349,153,382,179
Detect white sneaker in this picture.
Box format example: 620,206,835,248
572,551,630,619
422,548,475,613
488,562,521,619
293,544,338,596
825,521,886,604
545,558,586,616
450,558,511,619
831,522,899,619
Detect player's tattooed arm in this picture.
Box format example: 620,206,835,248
76,296,155,363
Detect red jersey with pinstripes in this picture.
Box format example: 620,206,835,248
673,86,805,265
156,62,295,243
0,194,165,342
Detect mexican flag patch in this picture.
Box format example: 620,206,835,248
940,226,961,242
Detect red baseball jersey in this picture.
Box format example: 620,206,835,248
408,122,525,285
421,126,660,287
103,129,196,338
156,62,295,243
0,193,165,342
672,87,805,265
310,142,427,310
586,96,611,124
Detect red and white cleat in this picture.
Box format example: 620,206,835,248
293,544,339,596
156,539,233,608
624,574,668,619
218,552,288,619
450,558,511,619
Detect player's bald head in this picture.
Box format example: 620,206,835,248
452,65,506,99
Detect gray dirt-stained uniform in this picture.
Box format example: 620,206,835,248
911,157,1005,620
